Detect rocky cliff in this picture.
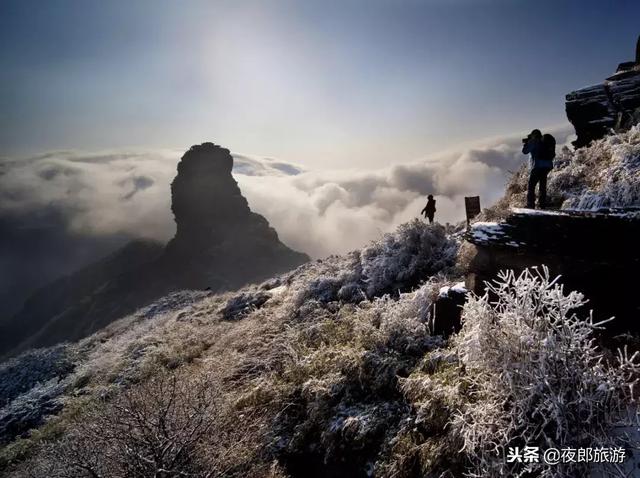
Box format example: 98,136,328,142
1,143,308,359
465,209,640,336
466,70,640,336
566,35,640,147
464,48,640,336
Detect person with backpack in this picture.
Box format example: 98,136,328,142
421,194,436,223
522,129,555,209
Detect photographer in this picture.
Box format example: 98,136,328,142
522,129,554,209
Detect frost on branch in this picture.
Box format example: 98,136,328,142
452,267,640,477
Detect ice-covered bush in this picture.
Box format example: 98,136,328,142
560,126,640,210
0,345,76,445
452,267,640,477
0,378,67,446
295,220,458,306
359,220,458,298
271,282,446,475
219,290,271,320
14,370,281,478
0,345,74,407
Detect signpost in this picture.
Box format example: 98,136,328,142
465,196,481,227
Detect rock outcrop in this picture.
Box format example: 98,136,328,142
1,143,308,359
566,35,640,148
465,208,640,335
161,143,308,291
430,282,467,337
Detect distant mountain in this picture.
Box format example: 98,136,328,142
0,239,164,358
0,212,130,322
0,143,308,359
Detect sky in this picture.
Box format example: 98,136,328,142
1,0,638,169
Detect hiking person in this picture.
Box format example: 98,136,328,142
522,129,555,209
421,194,436,224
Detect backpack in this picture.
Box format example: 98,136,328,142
541,134,556,164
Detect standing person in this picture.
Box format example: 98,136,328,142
522,129,555,209
421,195,436,224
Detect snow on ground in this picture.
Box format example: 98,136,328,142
511,207,568,216
467,221,525,247
557,125,640,211
438,281,468,298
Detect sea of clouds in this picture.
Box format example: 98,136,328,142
0,126,573,317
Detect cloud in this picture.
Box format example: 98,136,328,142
231,154,306,177
0,125,574,317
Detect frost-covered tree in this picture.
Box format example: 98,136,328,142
452,267,640,477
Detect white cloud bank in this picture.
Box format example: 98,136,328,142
0,126,573,259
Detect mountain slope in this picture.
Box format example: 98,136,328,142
0,220,459,475
0,240,164,360
2,185,639,477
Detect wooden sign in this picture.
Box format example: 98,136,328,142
465,196,481,223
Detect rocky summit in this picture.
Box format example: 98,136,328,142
0,143,308,359
163,143,309,291
565,35,640,148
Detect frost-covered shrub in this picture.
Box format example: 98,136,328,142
0,345,74,407
375,283,440,355
359,220,458,298
452,267,640,477
560,126,640,210
270,280,446,474
295,220,458,306
0,377,67,445
384,348,466,477
66,372,218,477
219,290,271,320
14,371,278,478
0,345,76,445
